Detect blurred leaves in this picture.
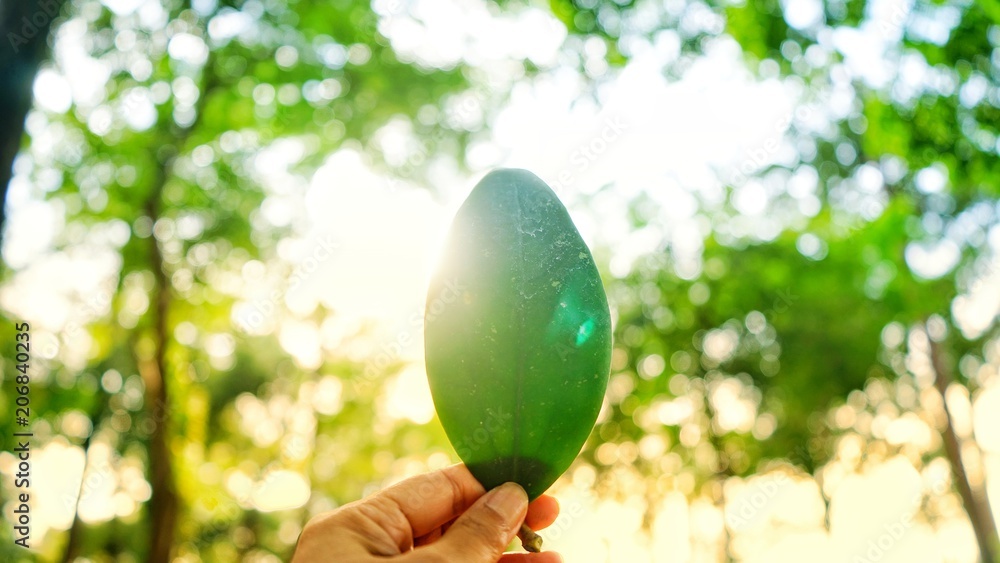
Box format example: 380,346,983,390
1,0,999,560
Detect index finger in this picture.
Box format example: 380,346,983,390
378,464,487,538
525,495,559,531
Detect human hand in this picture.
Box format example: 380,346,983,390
292,464,563,562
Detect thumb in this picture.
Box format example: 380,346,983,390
426,482,528,562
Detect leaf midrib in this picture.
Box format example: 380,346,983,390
512,180,525,483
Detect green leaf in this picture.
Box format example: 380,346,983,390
424,169,612,499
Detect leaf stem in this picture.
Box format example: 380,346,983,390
518,523,543,553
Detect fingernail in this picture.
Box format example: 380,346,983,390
486,482,527,518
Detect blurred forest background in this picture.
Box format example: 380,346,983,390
1,0,1000,561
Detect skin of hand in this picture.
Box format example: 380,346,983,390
291,464,563,563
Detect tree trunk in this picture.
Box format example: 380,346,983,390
0,0,68,239
927,329,999,563
60,393,110,563
60,435,92,562
137,47,218,562
139,201,178,563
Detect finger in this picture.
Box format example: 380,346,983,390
414,526,443,547
378,463,486,538
293,510,389,561
441,516,456,535
525,495,559,531
499,552,564,563
422,482,529,563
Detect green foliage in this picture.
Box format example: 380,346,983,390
0,0,481,559
724,0,789,62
